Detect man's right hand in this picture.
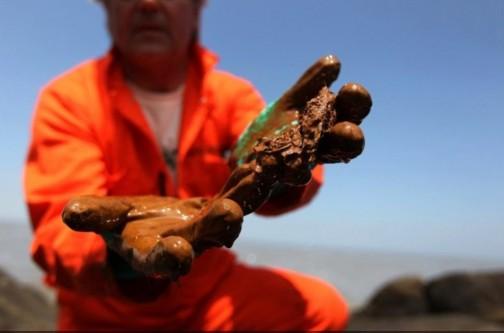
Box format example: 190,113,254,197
62,195,243,281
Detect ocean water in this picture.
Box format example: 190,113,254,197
1,222,501,308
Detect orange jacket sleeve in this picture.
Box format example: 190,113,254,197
24,84,112,292
226,77,324,216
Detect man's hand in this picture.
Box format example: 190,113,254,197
63,195,243,281
222,55,372,214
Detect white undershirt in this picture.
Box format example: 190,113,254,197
129,83,184,184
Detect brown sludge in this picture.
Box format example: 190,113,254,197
64,196,243,279
63,195,181,232
62,54,372,280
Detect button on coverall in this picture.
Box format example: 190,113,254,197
24,46,348,330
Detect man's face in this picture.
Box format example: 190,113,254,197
102,0,202,57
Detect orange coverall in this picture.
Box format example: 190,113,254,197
24,46,348,330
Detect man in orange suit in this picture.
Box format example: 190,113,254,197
24,0,349,330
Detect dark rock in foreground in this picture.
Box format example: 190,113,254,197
0,267,55,330
349,270,504,330
348,313,504,331
427,271,504,324
360,276,428,317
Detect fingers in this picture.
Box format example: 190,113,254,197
144,236,194,279
125,234,193,280
62,195,132,232
317,121,365,163
119,215,195,279
335,83,372,124
63,195,196,280
315,82,371,163
192,198,244,252
112,197,243,279
62,195,202,234
277,55,341,111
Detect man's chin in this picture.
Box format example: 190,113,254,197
125,34,175,57
127,44,175,59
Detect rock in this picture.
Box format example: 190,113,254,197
347,313,504,331
359,276,429,316
351,270,504,330
0,267,55,330
426,271,504,323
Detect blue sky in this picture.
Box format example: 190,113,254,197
1,0,503,259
